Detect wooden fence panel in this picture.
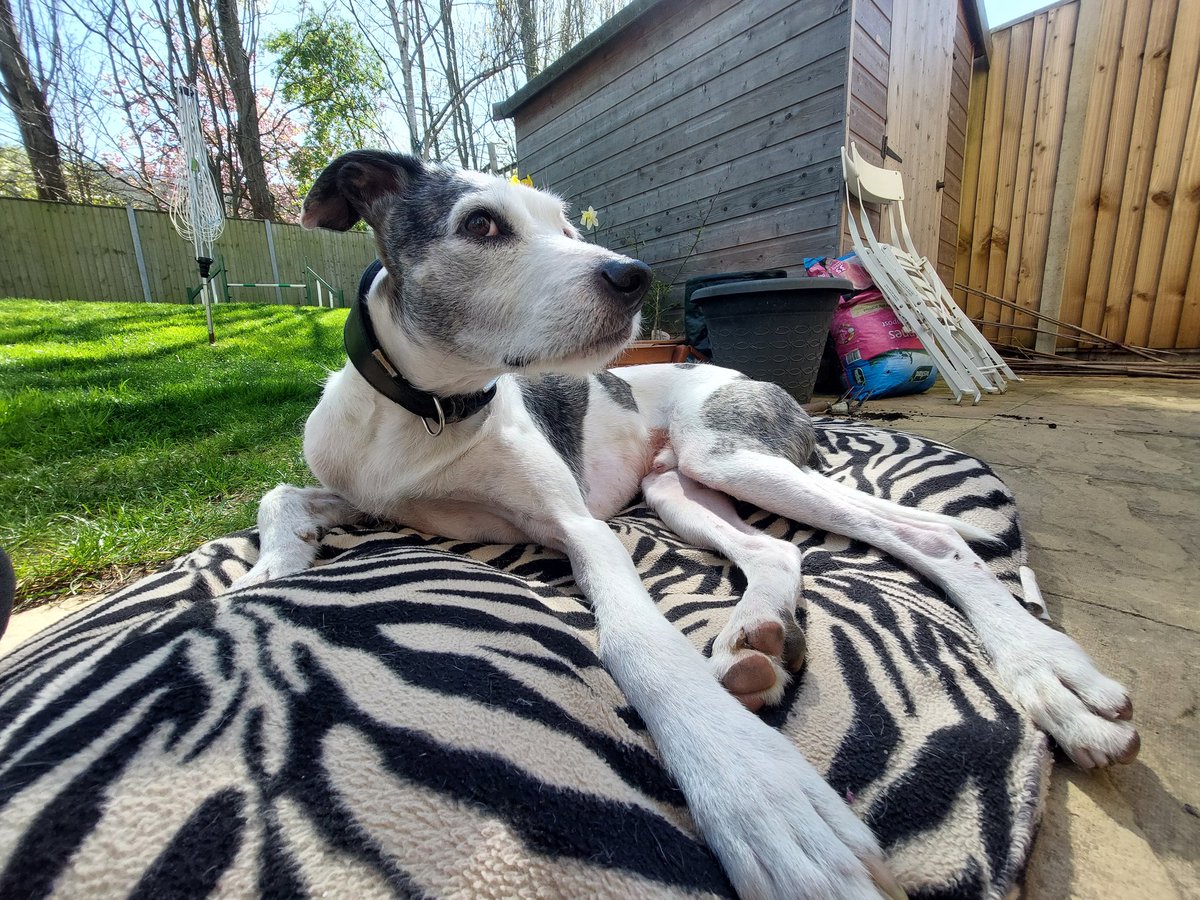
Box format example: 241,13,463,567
956,0,1200,350
0,198,376,307
1132,0,1200,346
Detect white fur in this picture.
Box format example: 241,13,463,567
232,165,1137,899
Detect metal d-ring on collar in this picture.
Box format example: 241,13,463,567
344,260,496,436
423,395,446,437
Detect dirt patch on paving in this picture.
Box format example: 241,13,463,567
994,413,1059,429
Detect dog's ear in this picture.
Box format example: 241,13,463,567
301,151,425,232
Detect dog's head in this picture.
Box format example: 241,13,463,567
302,151,651,378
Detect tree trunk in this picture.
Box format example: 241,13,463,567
212,0,276,220
0,0,69,201
514,0,538,79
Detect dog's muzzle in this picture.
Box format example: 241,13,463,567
599,260,652,311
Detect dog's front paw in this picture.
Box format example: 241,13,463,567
991,623,1138,768
710,613,806,712
685,720,901,900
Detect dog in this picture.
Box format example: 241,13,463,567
232,151,1140,899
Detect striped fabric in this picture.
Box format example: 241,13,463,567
0,420,1048,899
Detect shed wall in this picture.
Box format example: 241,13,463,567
844,0,975,287
508,0,853,329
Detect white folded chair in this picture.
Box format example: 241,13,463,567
840,142,1019,404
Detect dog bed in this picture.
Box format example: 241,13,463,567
0,420,1049,899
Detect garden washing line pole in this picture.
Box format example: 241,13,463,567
170,84,226,344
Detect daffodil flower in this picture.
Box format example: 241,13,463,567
580,206,599,230
509,173,534,187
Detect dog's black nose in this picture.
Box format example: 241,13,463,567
599,259,652,310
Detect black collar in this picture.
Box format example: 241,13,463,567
344,260,496,434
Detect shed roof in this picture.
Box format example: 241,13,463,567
494,0,991,121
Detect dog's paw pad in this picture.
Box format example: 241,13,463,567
738,621,784,657
717,649,788,712
713,615,807,711
722,652,778,694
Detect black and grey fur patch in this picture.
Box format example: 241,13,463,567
520,376,590,485
389,170,475,254
594,372,638,412
700,380,816,466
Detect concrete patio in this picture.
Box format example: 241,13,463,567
2,373,1196,897
852,374,1200,899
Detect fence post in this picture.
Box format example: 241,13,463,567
264,219,283,305
126,205,153,303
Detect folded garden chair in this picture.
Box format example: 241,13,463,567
841,142,1020,404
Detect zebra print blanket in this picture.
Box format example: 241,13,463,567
0,421,1049,900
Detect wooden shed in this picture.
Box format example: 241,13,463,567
494,0,989,331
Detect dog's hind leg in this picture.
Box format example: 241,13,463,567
229,484,365,591
642,453,806,712
673,424,1139,768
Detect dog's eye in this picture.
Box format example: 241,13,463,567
464,212,499,238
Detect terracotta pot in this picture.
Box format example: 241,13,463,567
610,340,693,367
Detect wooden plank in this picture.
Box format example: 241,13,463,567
515,0,744,141
1147,65,1200,347
51,203,85,300
884,0,957,255
855,0,892,53
998,13,1046,346
3,200,38,297
967,36,1009,322
853,20,891,88
1179,226,1200,347
1078,0,1151,338
652,225,841,281
519,0,836,167
595,131,843,259
1013,1,1078,347
1100,0,1178,342
954,56,989,309
1126,0,1200,346
548,53,846,213
527,8,846,189
981,20,1031,338
565,94,842,237
629,188,842,270
936,3,972,294
1054,0,1127,346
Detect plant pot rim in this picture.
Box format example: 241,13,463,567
692,277,853,303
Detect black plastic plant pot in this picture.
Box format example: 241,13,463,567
691,277,853,402
683,269,787,356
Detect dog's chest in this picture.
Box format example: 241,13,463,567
517,374,654,519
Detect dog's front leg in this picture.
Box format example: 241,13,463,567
528,513,901,900
229,484,365,591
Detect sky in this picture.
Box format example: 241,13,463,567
983,0,1056,28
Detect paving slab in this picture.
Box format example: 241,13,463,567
955,423,1199,490
1043,594,1200,899
872,374,1200,900
990,464,1198,632
0,594,94,657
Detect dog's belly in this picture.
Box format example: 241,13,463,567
582,427,666,520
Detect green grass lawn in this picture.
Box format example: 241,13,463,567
0,299,349,610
